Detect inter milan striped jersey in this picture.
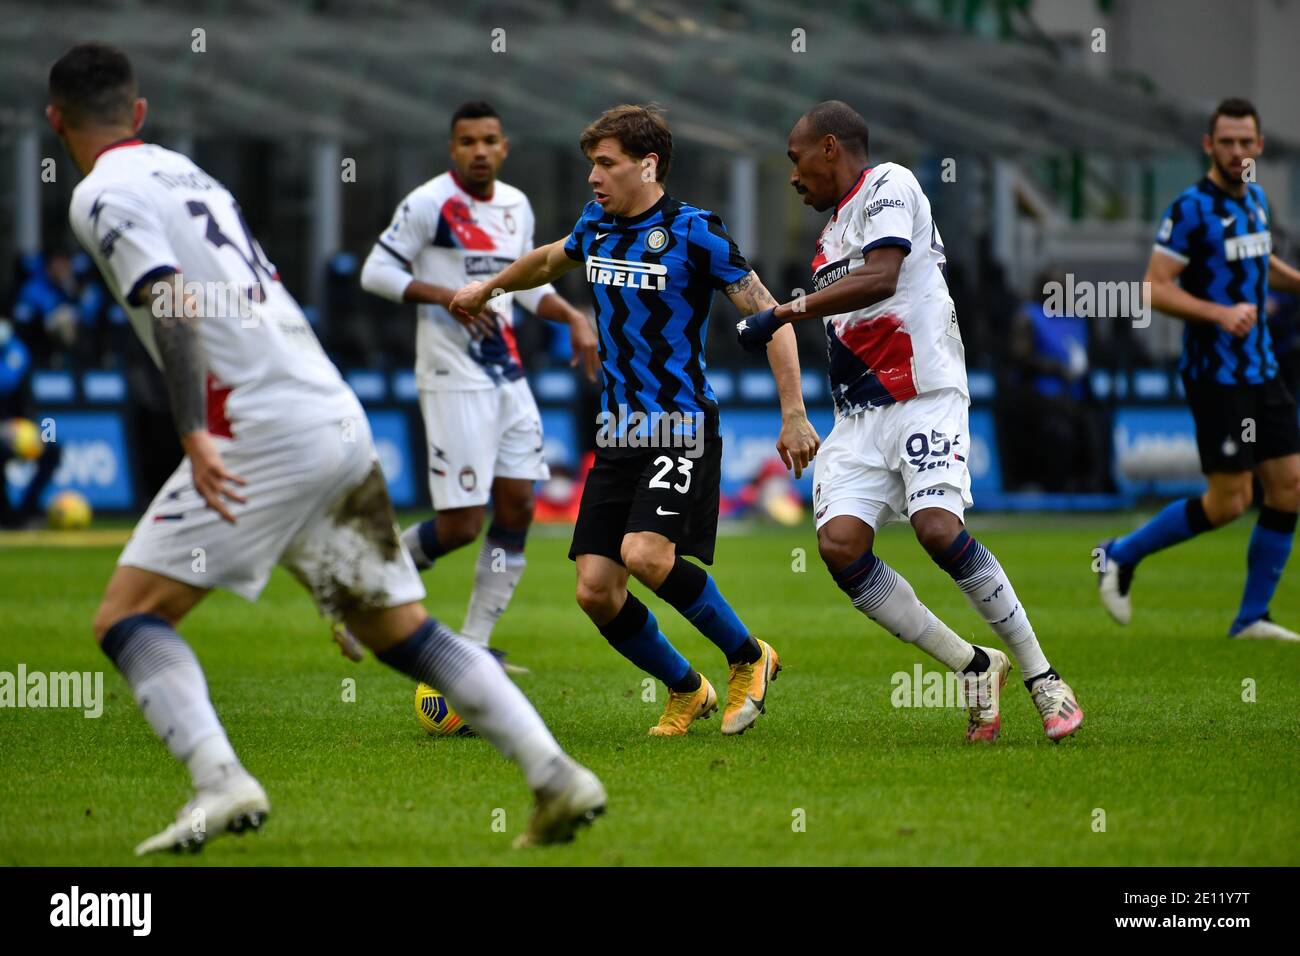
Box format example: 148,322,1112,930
1154,178,1275,385
563,194,750,441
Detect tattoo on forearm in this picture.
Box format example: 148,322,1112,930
725,271,779,316
151,293,208,436
724,273,755,297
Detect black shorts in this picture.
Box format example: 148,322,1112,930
1183,374,1300,473
568,437,723,566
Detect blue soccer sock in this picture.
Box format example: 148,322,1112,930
1109,497,1213,568
401,518,451,571
1231,506,1297,634
654,558,760,665
597,593,698,692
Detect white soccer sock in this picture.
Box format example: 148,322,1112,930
187,734,243,790
102,615,242,789
941,534,1051,679
835,552,976,672
462,536,527,646
380,620,563,790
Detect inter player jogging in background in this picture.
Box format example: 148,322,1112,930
1098,99,1300,641
50,43,605,854
738,101,1083,742
361,102,599,671
451,105,820,737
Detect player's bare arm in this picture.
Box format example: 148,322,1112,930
778,246,906,323
736,246,905,354
533,293,600,383
1268,254,1300,294
143,272,246,524
725,271,820,477
1147,248,1256,337
362,233,517,341
401,280,458,308
449,238,579,333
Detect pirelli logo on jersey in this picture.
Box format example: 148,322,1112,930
586,255,668,291
1224,231,1271,262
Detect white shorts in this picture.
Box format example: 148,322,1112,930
813,387,974,531
419,379,550,510
119,417,426,616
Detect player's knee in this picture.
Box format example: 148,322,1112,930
620,536,674,585
1264,473,1300,512
1205,485,1251,525
495,490,535,529
817,531,861,573
438,509,483,550
575,579,620,621
345,603,427,653
911,509,962,557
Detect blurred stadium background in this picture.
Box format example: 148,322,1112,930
3,0,1299,526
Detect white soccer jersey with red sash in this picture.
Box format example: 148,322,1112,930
811,162,967,418
375,171,556,391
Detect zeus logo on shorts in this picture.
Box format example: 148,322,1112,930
586,256,668,290
909,487,947,502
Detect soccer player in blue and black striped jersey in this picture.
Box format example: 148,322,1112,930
1099,99,1300,641
451,105,821,734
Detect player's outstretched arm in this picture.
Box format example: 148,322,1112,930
1268,254,1300,295
143,273,246,524
449,238,579,330
1146,249,1256,337
736,247,906,355
359,242,458,309
725,271,820,477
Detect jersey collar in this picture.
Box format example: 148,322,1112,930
832,167,872,220
93,137,144,161
1201,174,1250,203
450,168,494,202
610,192,669,227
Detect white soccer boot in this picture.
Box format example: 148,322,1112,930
514,758,606,848
1029,673,1084,740
1231,616,1300,642
135,770,270,856
1096,540,1134,625
965,647,1011,743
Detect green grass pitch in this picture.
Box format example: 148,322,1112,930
2,514,1297,866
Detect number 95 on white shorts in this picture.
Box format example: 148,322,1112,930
812,387,973,531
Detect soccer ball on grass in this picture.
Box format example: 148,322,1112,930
415,683,475,737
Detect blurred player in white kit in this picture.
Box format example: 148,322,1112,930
49,42,604,855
